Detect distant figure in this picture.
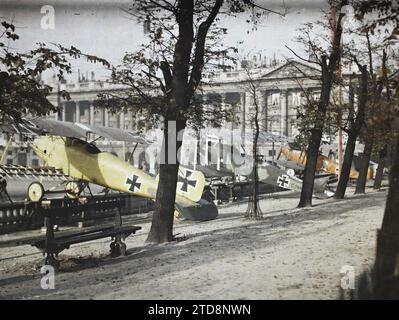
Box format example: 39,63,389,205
202,186,215,203
154,161,159,175
0,176,12,203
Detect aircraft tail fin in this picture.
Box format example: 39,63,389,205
175,166,206,203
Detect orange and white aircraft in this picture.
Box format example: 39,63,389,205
277,146,375,179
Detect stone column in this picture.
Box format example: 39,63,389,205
205,138,209,166
240,92,246,136
75,101,80,123
128,111,134,130
256,90,265,131
26,150,31,167
217,139,221,171
89,102,95,126
120,111,125,130
104,109,109,127
124,111,131,130
280,90,287,136
285,90,289,137
193,139,198,170
220,92,226,127
264,91,268,132
60,102,65,122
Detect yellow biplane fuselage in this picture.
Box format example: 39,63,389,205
32,136,205,212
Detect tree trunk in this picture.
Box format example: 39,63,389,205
145,0,222,243
246,144,262,219
147,118,186,243
298,128,323,207
196,133,201,168
246,93,262,219
147,0,194,243
253,131,259,211
298,0,346,207
373,137,399,298
374,146,387,190
335,131,357,199
355,140,373,194
147,163,180,243
335,67,368,199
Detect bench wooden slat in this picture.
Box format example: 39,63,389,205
32,225,141,249
0,224,117,248
51,226,140,247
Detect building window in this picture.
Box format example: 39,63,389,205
292,92,302,106
269,150,276,157
271,93,280,106
18,153,27,166
32,159,39,167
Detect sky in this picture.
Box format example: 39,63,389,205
0,0,329,82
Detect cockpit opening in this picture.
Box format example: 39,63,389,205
67,138,101,154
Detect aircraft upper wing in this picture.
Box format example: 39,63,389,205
29,118,87,139
1,118,150,144
0,120,49,138
75,123,149,144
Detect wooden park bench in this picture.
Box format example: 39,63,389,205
1,196,141,269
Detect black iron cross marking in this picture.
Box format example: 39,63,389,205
277,175,290,189
178,170,197,192
126,174,141,192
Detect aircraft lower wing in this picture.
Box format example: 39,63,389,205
0,164,73,181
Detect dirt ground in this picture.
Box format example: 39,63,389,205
0,187,387,300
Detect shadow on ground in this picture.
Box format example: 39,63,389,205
0,191,387,299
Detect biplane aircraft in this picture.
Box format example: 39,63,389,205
0,118,218,221
183,130,334,199
277,145,376,179
257,164,333,198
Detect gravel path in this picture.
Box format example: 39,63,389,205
0,188,387,299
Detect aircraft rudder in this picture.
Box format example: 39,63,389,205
176,167,205,203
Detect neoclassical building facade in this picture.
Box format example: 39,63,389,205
1,59,355,168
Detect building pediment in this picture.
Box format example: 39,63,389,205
261,60,320,80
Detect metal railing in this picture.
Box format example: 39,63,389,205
0,193,154,235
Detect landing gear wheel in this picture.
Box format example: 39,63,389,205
110,241,127,257
27,182,45,202
119,243,127,256
65,181,82,199
44,255,60,271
